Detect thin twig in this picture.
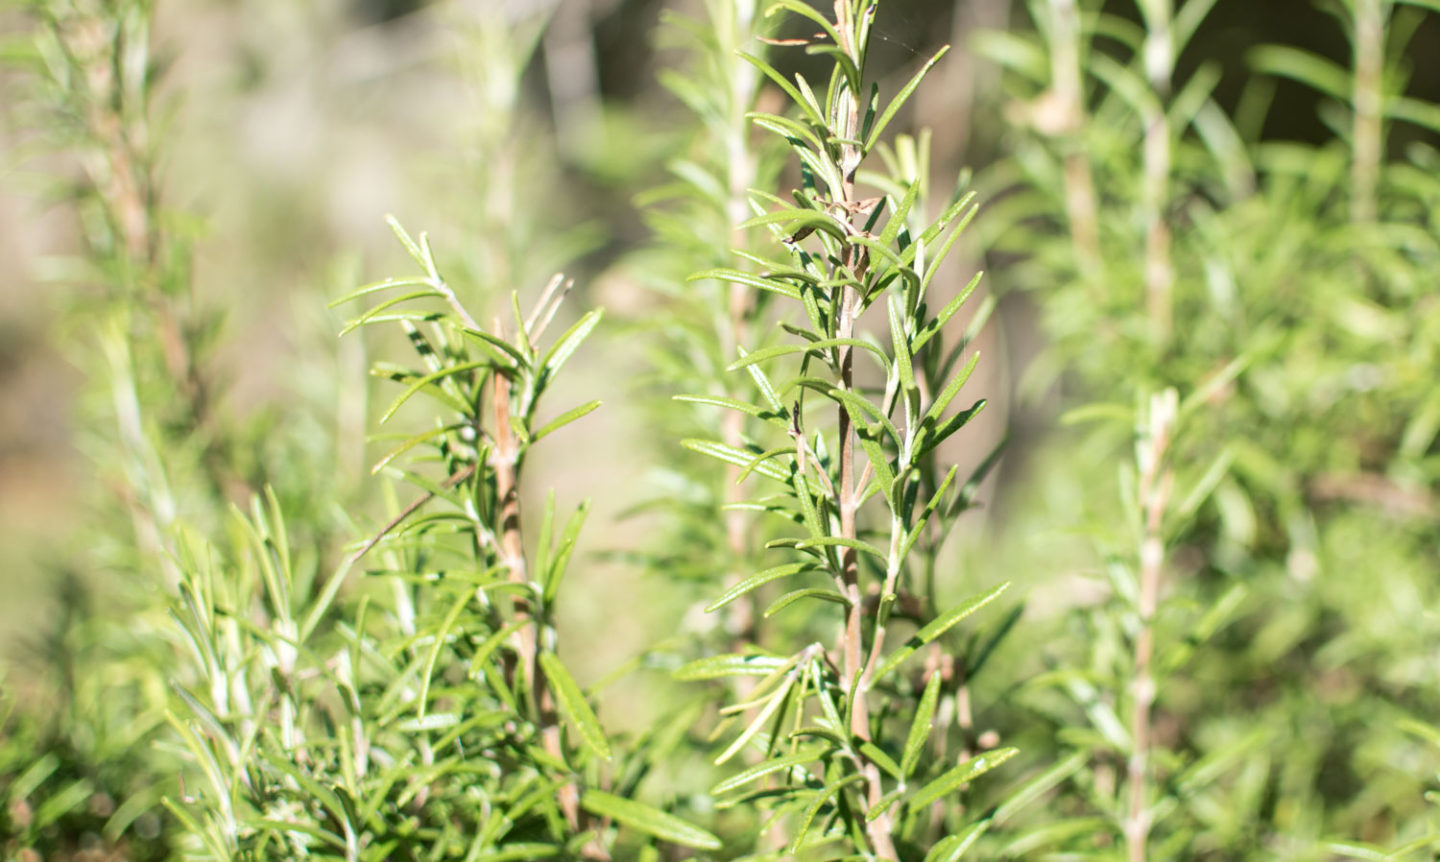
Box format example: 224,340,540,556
344,464,478,568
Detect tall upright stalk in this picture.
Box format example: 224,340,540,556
1124,389,1177,862
681,0,1014,855
1047,0,1103,278
1139,0,1174,342
1351,0,1385,224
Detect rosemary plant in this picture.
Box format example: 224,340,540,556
166,220,722,859
978,0,1440,855
676,1,1016,856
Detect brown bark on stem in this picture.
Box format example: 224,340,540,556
828,15,898,849
491,367,602,857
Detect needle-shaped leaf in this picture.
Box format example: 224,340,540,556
674,394,789,428
728,338,891,374
788,774,866,854
682,439,791,482
922,352,981,428
386,214,428,269
580,790,722,851
922,821,990,861
738,207,847,241
690,267,802,299
738,51,825,127
716,672,796,764
909,747,1018,809
460,327,530,368
418,586,472,720
865,46,951,151
860,741,904,781
380,359,490,423
330,277,434,309
541,500,589,604
674,653,791,680
339,289,444,336
912,271,983,351
749,111,825,152
531,400,601,443
538,651,611,761
902,670,944,777
889,294,916,393
795,535,889,562
879,180,921,248
764,588,849,618
541,308,603,382
712,747,825,795
874,582,1011,681
901,464,959,558
707,564,817,613
369,423,464,474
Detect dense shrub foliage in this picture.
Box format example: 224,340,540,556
1,0,1438,859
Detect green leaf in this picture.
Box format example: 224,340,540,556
922,351,981,428
369,423,464,474
716,673,797,764
795,535,889,562
712,747,825,795
379,359,489,423
1249,44,1349,101
542,500,589,604
737,206,847,241
902,671,943,777
340,289,446,335
541,309,603,382
580,790,721,851
418,586,472,720
865,46,951,151
860,741,904,781
538,651,612,761
675,653,791,680
674,394,788,428
909,747,1018,809
330,276,434,309
889,294,915,393
727,338,891,374
386,214,429,269
874,582,1011,680
531,400,601,443
460,327,530,367
681,439,791,482
764,588,850,618
739,345,787,411
922,821,990,861
992,751,1088,826
913,271,982,352
824,385,902,445
749,111,825,152
707,564,816,612
878,180,921,249
901,465,959,559
690,267,802,299
738,51,826,127
1319,841,1393,861
788,774,866,854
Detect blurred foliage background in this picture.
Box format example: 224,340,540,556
1,0,1439,857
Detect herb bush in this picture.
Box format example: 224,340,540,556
1,0,1438,860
